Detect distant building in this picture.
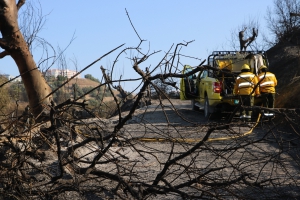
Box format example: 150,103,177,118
0,74,22,82
46,69,81,79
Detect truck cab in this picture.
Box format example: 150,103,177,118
180,51,269,119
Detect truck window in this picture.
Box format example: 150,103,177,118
208,58,214,66
200,70,208,79
185,67,196,80
208,69,214,78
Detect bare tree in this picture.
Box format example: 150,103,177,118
0,0,52,118
266,0,300,44
150,78,173,99
229,18,262,51
239,27,258,51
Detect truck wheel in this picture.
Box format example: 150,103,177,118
204,96,210,119
191,99,199,111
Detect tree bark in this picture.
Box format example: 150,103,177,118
0,0,52,117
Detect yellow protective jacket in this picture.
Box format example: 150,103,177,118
234,72,260,96
258,72,277,93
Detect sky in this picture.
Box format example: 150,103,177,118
1,0,276,91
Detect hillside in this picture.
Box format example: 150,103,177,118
67,78,119,94
61,78,120,102
67,78,100,88
266,43,300,108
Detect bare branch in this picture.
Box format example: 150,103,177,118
17,0,26,10
0,50,9,58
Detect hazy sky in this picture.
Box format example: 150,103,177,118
1,0,275,91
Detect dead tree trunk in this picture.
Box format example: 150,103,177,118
0,0,52,117
239,27,258,51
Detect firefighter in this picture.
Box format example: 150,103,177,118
234,64,260,121
258,65,277,115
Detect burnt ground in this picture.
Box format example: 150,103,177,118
1,98,300,199
105,99,300,199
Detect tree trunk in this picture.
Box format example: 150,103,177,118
0,0,52,117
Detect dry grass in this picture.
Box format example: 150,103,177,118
67,78,100,87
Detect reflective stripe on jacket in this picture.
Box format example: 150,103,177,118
234,72,259,96
258,72,277,93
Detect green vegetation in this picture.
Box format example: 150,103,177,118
83,86,98,97
84,74,100,83
57,75,68,82
0,74,118,118
9,82,28,102
0,76,10,111
53,89,71,104
72,83,84,98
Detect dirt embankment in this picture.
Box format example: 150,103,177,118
266,43,300,108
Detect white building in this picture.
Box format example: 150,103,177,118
1,74,22,82
46,69,81,78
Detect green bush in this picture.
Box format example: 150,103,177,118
72,83,84,98
84,74,100,83
53,89,71,104
8,81,28,102
0,76,10,110
57,75,67,82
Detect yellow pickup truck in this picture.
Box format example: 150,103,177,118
180,51,269,119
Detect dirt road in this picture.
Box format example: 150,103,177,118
116,99,300,199
50,99,300,199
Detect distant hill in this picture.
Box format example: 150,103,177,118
68,78,121,101
67,78,100,88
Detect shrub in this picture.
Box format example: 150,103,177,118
0,76,10,110
84,74,100,83
9,82,28,102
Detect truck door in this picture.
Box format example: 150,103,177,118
198,70,208,105
180,65,197,100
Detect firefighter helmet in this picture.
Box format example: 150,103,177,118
241,64,250,70
259,65,267,71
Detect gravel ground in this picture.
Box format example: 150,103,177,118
87,99,300,199
16,99,300,199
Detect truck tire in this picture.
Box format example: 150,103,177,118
191,99,199,111
204,96,210,119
